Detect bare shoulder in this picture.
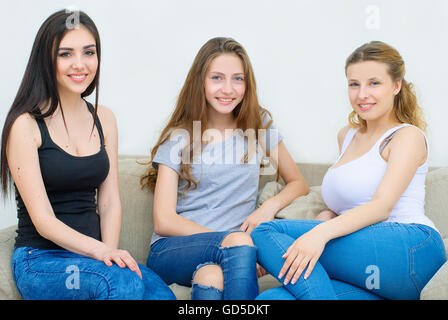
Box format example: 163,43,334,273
95,105,118,135
337,125,351,151
390,125,426,150
96,105,117,125
9,113,41,147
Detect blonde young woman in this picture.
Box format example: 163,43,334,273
252,41,446,300
141,37,309,300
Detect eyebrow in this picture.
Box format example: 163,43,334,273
209,71,245,76
58,44,96,51
348,77,382,81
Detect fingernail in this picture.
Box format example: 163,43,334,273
278,273,283,279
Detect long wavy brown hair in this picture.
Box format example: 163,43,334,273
345,41,426,131
140,37,271,194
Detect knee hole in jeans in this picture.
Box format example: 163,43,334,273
192,264,224,291
220,231,254,248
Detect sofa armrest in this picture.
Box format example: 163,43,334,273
0,225,21,299
420,260,448,300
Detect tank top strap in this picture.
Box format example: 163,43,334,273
377,123,411,153
33,113,51,148
85,100,105,147
337,128,358,162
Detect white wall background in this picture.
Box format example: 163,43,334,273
1,0,447,229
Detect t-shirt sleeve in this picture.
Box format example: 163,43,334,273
152,130,189,175
261,112,283,153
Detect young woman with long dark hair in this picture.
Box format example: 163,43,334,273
1,10,175,300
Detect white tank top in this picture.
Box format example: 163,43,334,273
321,123,437,231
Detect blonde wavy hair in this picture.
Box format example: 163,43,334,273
345,41,426,131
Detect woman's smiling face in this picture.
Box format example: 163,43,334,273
56,25,98,96
346,60,402,123
204,53,246,116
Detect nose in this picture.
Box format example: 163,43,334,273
222,79,233,95
71,53,84,70
358,84,369,100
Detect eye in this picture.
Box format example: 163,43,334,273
234,76,245,81
211,75,222,80
58,52,71,57
349,82,359,87
84,50,96,56
371,81,380,86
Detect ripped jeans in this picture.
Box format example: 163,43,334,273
146,231,259,300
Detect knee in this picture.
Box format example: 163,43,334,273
95,266,145,300
251,221,275,245
192,264,224,291
221,231,254,248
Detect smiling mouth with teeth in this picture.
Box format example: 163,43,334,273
359,103,374,111
68,74,88,82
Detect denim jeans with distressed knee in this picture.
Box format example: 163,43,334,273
147,231,259,300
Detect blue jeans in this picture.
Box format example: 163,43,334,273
146,231,259,300
251,220,446,300
12,246,176,300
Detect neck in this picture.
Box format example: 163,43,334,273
364,110,401,136
59,89,85,113
206,108,237,132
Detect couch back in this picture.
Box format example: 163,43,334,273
117,157,448,265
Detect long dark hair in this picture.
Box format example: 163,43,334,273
1,9,101,194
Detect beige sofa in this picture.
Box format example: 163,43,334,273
0,155,447,300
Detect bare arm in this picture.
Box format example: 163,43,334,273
7,113,107,258
153,163,211,237
96,106,121,249
279,126,427,284
241,141,310,233
314,126,427,241
8,112,141,278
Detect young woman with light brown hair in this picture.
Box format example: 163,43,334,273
141,37,309,300
252,41,446,300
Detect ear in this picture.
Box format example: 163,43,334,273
393,79,402,96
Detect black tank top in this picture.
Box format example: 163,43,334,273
14,101,110,250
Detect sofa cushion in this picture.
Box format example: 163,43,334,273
117,159,154,265
424,167,448,240
257,182,327,220
259,167,448,239
420,261,448,300
0,225,21,299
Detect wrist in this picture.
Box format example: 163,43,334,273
312,222,333,243
262,198,281,217
89,242,110,261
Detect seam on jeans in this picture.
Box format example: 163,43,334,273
262,223,290,254
409,225,433,293
261,223,317,299
24,254,112,299
335,288,373,297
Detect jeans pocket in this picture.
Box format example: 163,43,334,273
409,227,446,292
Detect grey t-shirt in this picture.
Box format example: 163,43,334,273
150,118,282,245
